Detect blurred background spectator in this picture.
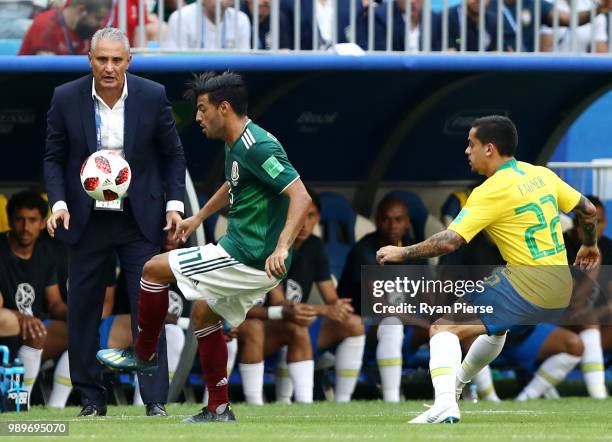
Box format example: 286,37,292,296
358,0,421,51
541,0,608,53
162,0,251,49
243,0,292,49
432,0,497,51
18,0,111,55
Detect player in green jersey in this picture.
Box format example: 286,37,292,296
97,71,311,423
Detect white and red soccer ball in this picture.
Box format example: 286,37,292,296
80,150,131,202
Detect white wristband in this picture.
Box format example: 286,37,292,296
268,306,283,320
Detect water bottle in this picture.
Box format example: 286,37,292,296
469,383,479,404
12,359,24,391
11,358,25,413
0,346,10,395
1,363,12,393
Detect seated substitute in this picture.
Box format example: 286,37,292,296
270,187,366,403
0,191,67,404
236,290,317,405
338,195,429,403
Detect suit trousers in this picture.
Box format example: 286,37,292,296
67,200,169,406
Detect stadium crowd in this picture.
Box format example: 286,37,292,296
0,184,610,407
2,0,612,54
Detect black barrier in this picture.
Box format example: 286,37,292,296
1,56,611,210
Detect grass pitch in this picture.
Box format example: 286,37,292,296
0,399,611,441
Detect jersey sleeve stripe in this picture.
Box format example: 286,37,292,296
245,128,256,144
241,134,252,149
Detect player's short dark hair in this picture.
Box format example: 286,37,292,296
376,196,409,220
7,191,48,220
471,115,518,157
305,186,321,213
184,71,248,116
586,195,605,211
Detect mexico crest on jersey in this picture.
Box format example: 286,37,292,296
231,161,240,186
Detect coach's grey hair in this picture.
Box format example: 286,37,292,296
91,28,131,54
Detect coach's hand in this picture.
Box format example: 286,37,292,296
376,245,406,265
164,210,183,234
47,209,70,238
574,244,601,272
265,246,289,278
174,214,203,243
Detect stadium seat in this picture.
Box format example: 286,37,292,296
0,39,21,55
440,189,471,227
312,222,322,238
384,190,429,242
355,214,376,242
319,192,356,279
214,215,228,242
0,193,8,232
424,216,445,239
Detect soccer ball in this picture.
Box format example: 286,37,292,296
80,150,131,202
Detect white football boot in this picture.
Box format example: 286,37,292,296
409,402,461,424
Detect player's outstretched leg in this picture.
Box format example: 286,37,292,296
97,253,175,374
455,333,507,401
183,301,236,424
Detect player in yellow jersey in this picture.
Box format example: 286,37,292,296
376,115,600,424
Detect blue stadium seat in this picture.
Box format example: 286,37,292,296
0,39,21,55
319,192,356,279
384,190,428,242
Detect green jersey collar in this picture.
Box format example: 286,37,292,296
230,118,253,149
495,157,525,175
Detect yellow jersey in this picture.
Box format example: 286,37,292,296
448,159,582,308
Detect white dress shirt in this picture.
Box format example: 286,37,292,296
162,4,251,50
52,76,184,214
401,16,420,53
316,0,334,47
541,0,607,52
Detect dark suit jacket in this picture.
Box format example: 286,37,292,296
241,5,293,49
358,2,422,51
431,7,498,52
44,72,186,246
282,0,363,50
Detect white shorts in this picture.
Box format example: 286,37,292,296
168,243,279,327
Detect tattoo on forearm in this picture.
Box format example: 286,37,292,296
575,195,598,246
402,230,465,260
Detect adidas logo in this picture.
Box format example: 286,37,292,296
103,178,112,185
216,377,228,387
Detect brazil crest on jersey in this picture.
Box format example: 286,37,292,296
448,159,582,309
218,120,300,272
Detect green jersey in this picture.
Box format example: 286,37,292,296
218,120,300,271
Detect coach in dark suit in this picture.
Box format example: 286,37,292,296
44,28,185,417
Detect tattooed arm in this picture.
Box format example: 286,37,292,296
376,230,466,264
574,195,598,246
573,195,600,271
